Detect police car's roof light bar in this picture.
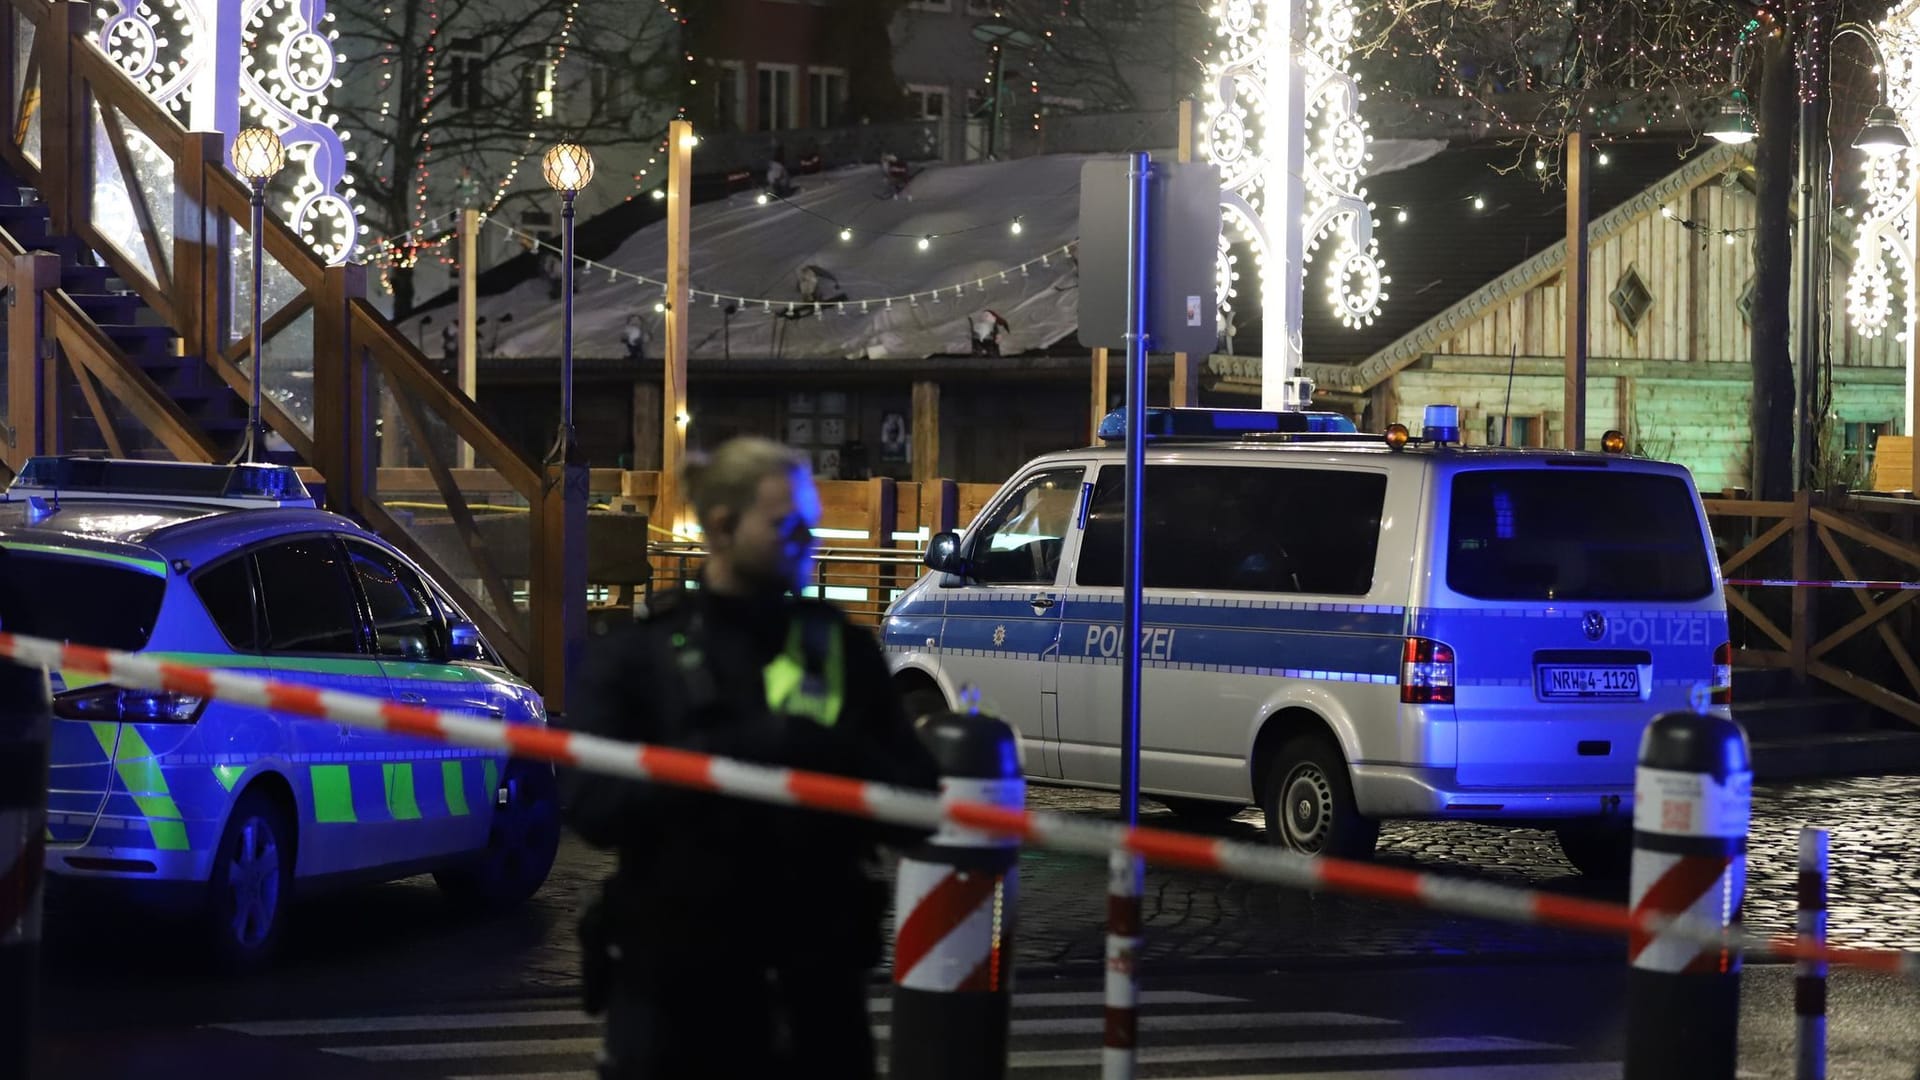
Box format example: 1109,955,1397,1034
1096,407,1359,443
6,456,315,507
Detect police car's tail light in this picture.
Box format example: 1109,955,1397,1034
1400,637,1456,705
54,685,207,724
1711,641,1733,706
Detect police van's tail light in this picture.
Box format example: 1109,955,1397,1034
1400,637,1456,705
54,684,206,724
1711,641,1733,706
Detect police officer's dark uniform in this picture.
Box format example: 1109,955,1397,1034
564,583,938,1079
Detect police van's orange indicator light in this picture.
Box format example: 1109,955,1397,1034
1601,429,1627,454
1384,424,1410,450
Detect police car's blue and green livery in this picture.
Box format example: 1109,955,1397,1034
885,406,1731,876
7,457,558,966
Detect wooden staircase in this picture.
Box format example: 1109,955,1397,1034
0,0,578,705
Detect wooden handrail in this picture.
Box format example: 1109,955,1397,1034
349,300,541,499
1702,498,1798,517
44,291,216,462
72,40,185,162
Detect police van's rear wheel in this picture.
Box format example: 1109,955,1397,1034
208,789,293,971
1554,823,1633,881
1262,734,1378,859
436,759,562,909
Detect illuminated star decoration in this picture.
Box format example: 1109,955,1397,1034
96,0,364,265
1201,0,1388,334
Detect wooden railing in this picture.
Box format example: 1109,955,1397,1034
0,0,578,702
1708,492,1920,727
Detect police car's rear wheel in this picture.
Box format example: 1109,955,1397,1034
902,686,948,725
436,759,561,909
1262,735,1378,859
208,790,293,971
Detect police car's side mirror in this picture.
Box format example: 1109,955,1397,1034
924,531,969,576
448,621,485,662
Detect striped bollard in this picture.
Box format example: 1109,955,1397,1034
1102,849,1144,1080
1796,828,1829,1080
1624,710,1752,1080
0,652,50,1080
889,709,1022,1080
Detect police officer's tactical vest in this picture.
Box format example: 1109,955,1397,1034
664,599,846,728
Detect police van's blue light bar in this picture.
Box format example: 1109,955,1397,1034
8,457,314,505
1096,407,1359,442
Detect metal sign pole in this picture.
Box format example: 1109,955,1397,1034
1120,150,1151,827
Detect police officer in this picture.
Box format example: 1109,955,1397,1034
564,436,938,1079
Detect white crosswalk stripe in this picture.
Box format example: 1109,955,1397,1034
205,988,1622,1079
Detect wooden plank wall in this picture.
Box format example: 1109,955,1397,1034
1427,178,1902,369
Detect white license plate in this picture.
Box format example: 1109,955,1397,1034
1538,665,1641,699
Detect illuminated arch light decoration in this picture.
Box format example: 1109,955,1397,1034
96,0,363,264
1846,0,1920,438
1201,0,1387,336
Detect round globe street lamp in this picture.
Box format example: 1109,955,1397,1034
543,141,594,463
231,126,286,464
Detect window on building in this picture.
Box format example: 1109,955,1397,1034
906,84,948,120
808,67,847,128
448,37,485,111
589,62,626,116
1483,414,1543,448
522,50,557,125
1077,466,1387,595
907,0,952,11
756,65,796,131
965,0,996,14
1609,264,1653,338
714,61,745,131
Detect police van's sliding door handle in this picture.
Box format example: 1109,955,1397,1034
1028,595,1056,612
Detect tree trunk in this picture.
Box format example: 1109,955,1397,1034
1749,28,1794,501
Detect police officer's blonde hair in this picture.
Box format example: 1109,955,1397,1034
684,436,809,531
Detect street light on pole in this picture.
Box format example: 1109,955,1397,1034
230,125,285,465
1705,19,1912,492
542,141,595,464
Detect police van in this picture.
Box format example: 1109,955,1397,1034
882,406,1730,874
4,457,558,966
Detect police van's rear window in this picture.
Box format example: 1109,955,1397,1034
1446,470,1714,601
0,549,165,650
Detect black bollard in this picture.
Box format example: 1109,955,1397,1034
1624,709,1752,1080
0,650,50,1080
888,709,1023,1080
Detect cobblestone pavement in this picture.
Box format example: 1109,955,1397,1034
41,776,1920,1021
1012,775,1920,970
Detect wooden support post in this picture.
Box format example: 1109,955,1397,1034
174,132,226,364
867,476,898,601
1564,130,1590,451
1091,347,1110,442
7,253,62,466
930,478,960,534
912,379,939,482
630,380,662,471
40,3,89,239
658,119,694,535
457,207,479,468
1790,487,1813,685
536,460,590,714
311,263,365,513
1171,99,1200,408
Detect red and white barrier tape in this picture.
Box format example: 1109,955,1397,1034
1,631,1915,981
1727,577,1920,591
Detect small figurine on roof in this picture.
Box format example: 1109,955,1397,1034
880,153,916,200
623,313,649,361
969,309,1010,356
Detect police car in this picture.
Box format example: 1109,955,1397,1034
883,406,1730,875
6,457,558,966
